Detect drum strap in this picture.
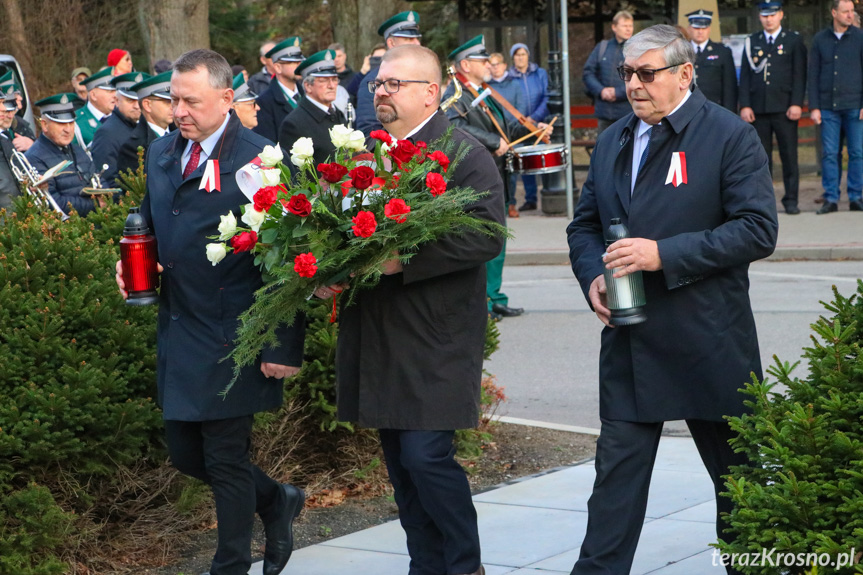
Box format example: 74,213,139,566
454,71,510,144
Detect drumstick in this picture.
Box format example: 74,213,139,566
533,116,558,145
509,126,548,148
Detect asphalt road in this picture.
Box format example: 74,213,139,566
484,260,862,435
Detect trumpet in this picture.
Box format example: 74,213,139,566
439,66,463,112
346,102,355,129
9,149,70,220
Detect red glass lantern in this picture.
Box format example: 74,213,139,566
120,207,159,306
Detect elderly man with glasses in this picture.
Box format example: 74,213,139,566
566,25,777,575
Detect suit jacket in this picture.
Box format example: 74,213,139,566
115,121,164,185
336,112,505,430
566,89,778,422
693,40,737,112
278,97,346,167
739,29,807,114
0,131,20,209
25,134,100,217
91,106,138,186
140,112,306,421
253,79,303,143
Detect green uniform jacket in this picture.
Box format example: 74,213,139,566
75,105,104,146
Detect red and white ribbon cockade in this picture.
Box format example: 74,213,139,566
665,151,687,188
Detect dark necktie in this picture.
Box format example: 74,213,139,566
638,128,652,175
183,142,202,179
697,46,702,55
767,36,773,46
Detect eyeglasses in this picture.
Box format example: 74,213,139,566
617,64,682,83
368,79,431,94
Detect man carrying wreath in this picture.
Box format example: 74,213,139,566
316,44,504,575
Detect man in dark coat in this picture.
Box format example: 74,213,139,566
583,11,634,134
739,0,807,215
278,50,346,166
115,71,174,182
253,37,305,143
114,50,306,575
319,45,503,575
247,41,276,96
0,70,36,152
91,72,148,187
566,26,777,575
26,93,103,217
0,90,22,211
687,9,737,112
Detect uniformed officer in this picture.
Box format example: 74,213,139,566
0,86,23,211
26,93,105,217
76,68,117,147
355,11,423,136
91,72,149,187
115,71,173,183
739,0,807,214
0,70,37,151
253,37,305,143
687,9,737,112
279,50,346,167
232,73,260,130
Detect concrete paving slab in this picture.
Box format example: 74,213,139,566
320,517,407,554
472,464,596,511
661,500,716,524
652,435,710,474
644,548,726,574
262,544,409,575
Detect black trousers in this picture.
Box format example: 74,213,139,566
165,416,283,575
570,419,748,575
753,112,799,209
379,429,481,575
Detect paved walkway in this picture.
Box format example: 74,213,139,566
256,435,729,575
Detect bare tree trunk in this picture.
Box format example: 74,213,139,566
138,0,210,71
329,0,404,70
1,0,38,93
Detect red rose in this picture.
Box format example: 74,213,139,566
317,162,349,183
231,230,258,253
370,130,393,145
384,198,411,223
348,166,375,190
389,139,417,167
286,193,312,217
426,172,447,197
253,186,279,212
351,210,377,238
293,252,318,278
428,150,450,173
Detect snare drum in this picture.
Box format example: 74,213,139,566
510,143,568,175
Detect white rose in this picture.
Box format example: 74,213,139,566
345,129,366,152
329,124,353,149
290,137,315,167
261,168,282,187
241,203,267,232
217,211,237,241
259,144,283,167
205,243,227,266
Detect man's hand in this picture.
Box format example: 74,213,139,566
810,109,821,125
537,121,554,137
381,257,403,275
600,87,617,102
261,362,300,379
588,275,613,327
12,134,33,152
786,105,802,121
115,259,163,299
360,55,372,75
740,107,756,123
494,137,509,157
313,283,349,300
603,238,662,278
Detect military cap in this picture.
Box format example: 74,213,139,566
448,35,490,63
232,73,257,103
686,9,713,28
758,0,782,15
35,93,84,123
378,11,422,40
132,70,172,100
2,85,17,111
266,37,305,63
111,72,151,100
80,67,117,92
295,50,339,80
0,70,21,94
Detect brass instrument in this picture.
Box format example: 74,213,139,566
9,149,70,220
439,66,462,112
81,163,121,196
346,102,355,129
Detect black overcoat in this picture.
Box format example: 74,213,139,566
739,30,807,114
693,40,737,112
335,112,505,430
253,80,303,143
567,90,778,422
278,96,346,166
140,112,305,421
115,121,163,183
91,107,137,187
25,134,99,216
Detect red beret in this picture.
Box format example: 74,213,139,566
107,49,128,67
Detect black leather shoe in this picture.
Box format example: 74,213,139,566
492,303,524,317
816,202,838,215
785,205,801,215
519,201,537,211
850,200,863,211
263,484,305,575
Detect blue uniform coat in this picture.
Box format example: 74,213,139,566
25,134,100,216
567,90,778,422
253,79,303,143
91,106,137,187
141,112,305,421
